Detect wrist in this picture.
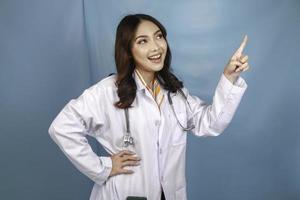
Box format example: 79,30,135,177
223,72,237,84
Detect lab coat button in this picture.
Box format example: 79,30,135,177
159,148,162,154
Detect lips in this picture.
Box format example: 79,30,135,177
148,53,162,63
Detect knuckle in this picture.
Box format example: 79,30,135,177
128,155,136,159
229,61,236,65
122,150,129,154
242,56,248,62
122,155,129,160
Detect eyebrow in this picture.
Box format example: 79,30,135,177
135,29,161,41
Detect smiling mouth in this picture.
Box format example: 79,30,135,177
148,53,162,63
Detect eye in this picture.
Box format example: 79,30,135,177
157,33,164,39
137,39,147,45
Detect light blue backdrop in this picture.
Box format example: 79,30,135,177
1,0,299,199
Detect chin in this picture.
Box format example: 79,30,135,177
151,65,164,72
147,62,165,72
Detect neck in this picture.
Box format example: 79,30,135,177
136,68,155,88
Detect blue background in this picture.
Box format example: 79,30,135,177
1,0,300,199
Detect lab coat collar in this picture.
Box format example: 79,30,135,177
133,70,147,92
132,70,167,102
132,69,167,96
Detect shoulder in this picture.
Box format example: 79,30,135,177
86,74,117,93
75,74,117,100
95,74,117,90
87,74,119,103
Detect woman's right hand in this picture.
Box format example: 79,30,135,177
109,150,141,178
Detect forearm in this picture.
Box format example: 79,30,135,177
191,74,247,136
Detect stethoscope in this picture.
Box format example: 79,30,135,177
122,89,195,147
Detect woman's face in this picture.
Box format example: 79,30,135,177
131,20,167,74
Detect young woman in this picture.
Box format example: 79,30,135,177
49,14,249,200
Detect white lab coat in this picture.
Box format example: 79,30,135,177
48,72,247,200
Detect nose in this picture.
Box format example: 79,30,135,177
150,40,160,52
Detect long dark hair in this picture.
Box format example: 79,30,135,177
114,14,183,109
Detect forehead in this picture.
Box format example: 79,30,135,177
135,20,160,36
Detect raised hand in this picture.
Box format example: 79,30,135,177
109,150,141,178
223,35,250,83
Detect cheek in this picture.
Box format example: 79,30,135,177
132,48,142,58
160,40,168,52
131,47,147,57
132,48,147,63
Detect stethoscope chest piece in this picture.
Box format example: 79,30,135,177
123,134,134,147
122,89,195,148
123,108,135,147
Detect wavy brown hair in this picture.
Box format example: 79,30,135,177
114,14,183,109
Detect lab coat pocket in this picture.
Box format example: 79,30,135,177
172,112,187,146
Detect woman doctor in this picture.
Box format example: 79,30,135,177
49,14,249,200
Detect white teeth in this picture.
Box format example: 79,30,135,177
149,54,161,59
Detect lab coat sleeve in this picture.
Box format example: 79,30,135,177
48,85,112,185
184,74,247,137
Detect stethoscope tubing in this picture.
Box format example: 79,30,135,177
123,89,195,147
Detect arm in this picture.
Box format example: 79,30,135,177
48,85,112,185
186,35,250,136
184,73,247,137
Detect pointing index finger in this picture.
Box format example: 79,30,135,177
233,35,248,57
